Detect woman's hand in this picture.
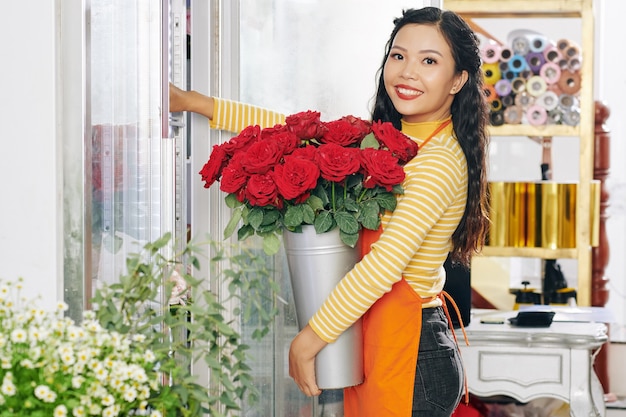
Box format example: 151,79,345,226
168,83,215,120
289,324,328,397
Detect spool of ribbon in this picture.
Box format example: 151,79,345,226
491,98,503,112
495,79,512,97
500,47,513,62
482,62,502,85
526,104,548,126
568,57,582,72
482,84,498,102
502,70,517,81
503,105,523,124
558,94,579,110
526,52,545,74
543,46,563,64
508,55,528,73
501,94,515,108
564,42,580,60
547,109,563,124
562,109,581,126
526,75,547,97
536,90,559,111
556,39,570,54
515,91,535,109
511,36,530,55
511,77,527,94
557,69,581,94
539,62,561,84
490,110,505,126
481,42,502,64
528,35,548,53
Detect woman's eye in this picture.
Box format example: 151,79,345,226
424,57,437,65
391,53,404,60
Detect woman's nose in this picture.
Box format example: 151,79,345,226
402,63,419,80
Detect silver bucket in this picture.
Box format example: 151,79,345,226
283,226,364,389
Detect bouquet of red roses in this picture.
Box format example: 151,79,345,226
200,110,418,255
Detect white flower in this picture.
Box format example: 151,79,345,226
1,380,15,396
149,410,163,417
122,387,138,402
10,328,27,343
34,385,57,402
72,405,86,417
54,404,68,417
56,301,69,312
143,350,156,363
102,404,119,417
101,394,115,406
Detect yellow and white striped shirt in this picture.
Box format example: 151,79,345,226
210,98,467,344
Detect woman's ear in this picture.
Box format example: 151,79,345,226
450,70,469,94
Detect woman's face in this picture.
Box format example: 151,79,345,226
383,23,467,124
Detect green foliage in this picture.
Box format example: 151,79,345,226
90,233,280,416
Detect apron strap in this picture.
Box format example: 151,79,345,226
439,291,470,405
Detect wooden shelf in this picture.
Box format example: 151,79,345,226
445,0,595,306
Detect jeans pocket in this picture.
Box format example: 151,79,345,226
413,347,463,415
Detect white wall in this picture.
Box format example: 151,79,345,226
0,1,63,309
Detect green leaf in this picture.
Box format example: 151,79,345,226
224,209,243,238
306,194,324,212
224,193,242,208
340,229,359,248
248,207,264,229
376,192,398,211
283,205,305,227
262,233,281,255
335,211,359,235
360,132,380,149
313,211,334,233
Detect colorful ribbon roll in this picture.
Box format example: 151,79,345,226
481,42,502,64
539,62,561,84
526,75,547,97
482,84,498,102
491,98,503,112
508,54,528,73
499,47,513,62
482,62,502,85
557,70,581,94
543,46,563,64
526,104,548,126
503,105,523,124
495,79,512,97
526,52,545,74
511,36,530,55
528,35,548,53
501,94,515,108
558,94,579,110
562,109,581,126
536,90,559,111
515,91,535,109
511,77,527,94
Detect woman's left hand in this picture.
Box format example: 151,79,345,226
289,324,328,397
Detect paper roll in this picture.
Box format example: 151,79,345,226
526,104,548,126
482,62,501,85
536,90,559,111
526,52,545,74
495,79,512,97
539,62,561,84
503,105,523,124
526,75,547,97
481,42,502,64
557,70,581,94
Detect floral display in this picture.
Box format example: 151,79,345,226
0,278,163,417
199,111,419,254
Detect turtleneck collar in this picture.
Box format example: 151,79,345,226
400,116,453,144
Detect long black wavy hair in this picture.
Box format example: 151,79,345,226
371,7,490,267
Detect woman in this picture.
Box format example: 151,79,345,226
170,7,489,416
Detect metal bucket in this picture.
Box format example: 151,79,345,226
283,226,364,389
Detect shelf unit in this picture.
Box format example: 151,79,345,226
444,0,595,305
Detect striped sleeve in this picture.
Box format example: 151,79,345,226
309,135,467,343
209,97,286,133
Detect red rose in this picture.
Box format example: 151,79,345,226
371,121,418,163
199,144,229,188
321,118,370,147
274,155,320,202
316,143,361,182
220,158,248,196
291,145,318,162
265,128,301,155
360,148,406,191
222,124,261,155
339,115,372,137
245,172,280,207
240,139,283,174
285,110,327,139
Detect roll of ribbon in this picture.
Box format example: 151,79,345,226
491,98,503,112
543,46,563,64
547,109,563,125
501,94,515,108
536,90,559,111
526,75,547,97
490,110,505,126
556,39,570,53
558,58,570,70
558,94,579,110
482,62,501,85
483,84,498,102
499,61,510,73
481,42,502,64
511,77,527,94
500,47,513,62
562,109,581,126
526,104,548,126
503,105,523,124
564,43,580,60
557,69,581,95
526,52,545,74
528,35,548,53
515,91,535,109
519,69,533,80
502,70,517,81
495,79,512,97
568,57,582,72
539,62,561,84
511,36,530,56
508,54,528,73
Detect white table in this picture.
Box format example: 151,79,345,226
456,311,608,417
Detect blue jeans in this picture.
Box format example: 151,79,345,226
412,307,464,416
